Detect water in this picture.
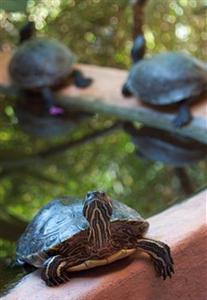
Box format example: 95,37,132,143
0,0,206,295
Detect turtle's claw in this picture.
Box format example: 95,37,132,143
173,116,185,128
43,272,70,287
172,103,192,128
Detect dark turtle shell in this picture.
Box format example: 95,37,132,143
124,123,207,166
9,38,75,89
126,52,207,105
16,197,148,266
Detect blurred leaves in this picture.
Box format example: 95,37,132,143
144,0,207,59
0,1,206,63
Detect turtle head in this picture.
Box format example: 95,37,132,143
19,21,35,44
83,191,113,251
131,34,146,64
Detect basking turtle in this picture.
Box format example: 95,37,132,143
9,22,92,115
122,35,207,128
123,122,207,166
16,191,174,287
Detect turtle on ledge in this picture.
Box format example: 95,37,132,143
16,191,174,287
122,35,207,128
9,22,92,115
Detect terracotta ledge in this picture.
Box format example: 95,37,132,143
2,189,206,300
0,52,207,144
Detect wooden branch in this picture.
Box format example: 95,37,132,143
2,189,206,300
0,85,16,97
0,52,207,144
173,167,194,196
131,0,149,39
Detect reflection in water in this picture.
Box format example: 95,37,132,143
123,122,207,166
14,94,92,138
124,122,207,195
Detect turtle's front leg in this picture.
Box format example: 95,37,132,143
41,255,71,287
71,69,92,88
136,238,174,280
122,82,133,97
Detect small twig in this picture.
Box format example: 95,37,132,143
39,122,121,158
22,169,66,185
131,0,148,39
0,122,121,171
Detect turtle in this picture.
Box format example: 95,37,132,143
123,122,207,166
16,191,174,287
122,35,207,128
9,21,92,115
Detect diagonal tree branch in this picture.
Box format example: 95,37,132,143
0,122,121,172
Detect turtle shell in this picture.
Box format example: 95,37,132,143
16,197,148,266
9,38,76,89
126,52,207,105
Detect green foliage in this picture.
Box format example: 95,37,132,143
0,1,206,64
0,0,29,12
